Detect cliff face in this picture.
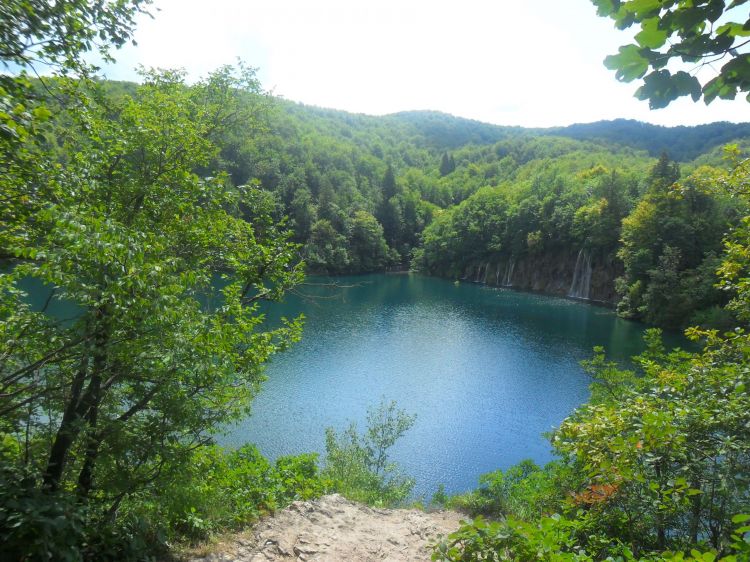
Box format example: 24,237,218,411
461,249,622,304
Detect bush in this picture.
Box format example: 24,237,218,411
0,442,327,559
0,462,86,562
138,444,328,544
0,459,164,562
432,514,750,562
447,460,572,520
323,399,416,507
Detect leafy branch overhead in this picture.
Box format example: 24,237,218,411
592,0,750,107
0,0,152,71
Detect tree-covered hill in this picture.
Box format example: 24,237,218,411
387,110,529,149
75,86,743,329
277,104,750,161
223,98,746,329
30,79,750,329
547,118,750,161
385,110,750,161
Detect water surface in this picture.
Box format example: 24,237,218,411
223,274,682,498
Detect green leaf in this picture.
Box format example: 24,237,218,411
716,22,750,38
673,71,702,101
32,105,52,121
636,19,668,48
592,0,619,17
605,45,649,81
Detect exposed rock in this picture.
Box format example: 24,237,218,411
463,249,622,304
188,494,463,562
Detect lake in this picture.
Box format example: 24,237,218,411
221,273,684,499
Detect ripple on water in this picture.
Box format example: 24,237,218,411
222,274,684,498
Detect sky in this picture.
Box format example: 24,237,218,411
100,0,750,128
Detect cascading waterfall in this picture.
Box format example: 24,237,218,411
474,264,482,282
568,249,593,300
483,262,490,283
495,263,501,285
502,259,516,287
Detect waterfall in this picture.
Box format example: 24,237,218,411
483,262,490,283
568,249,593,300
502,258,515,287
474,264,482,283
495,263,501,286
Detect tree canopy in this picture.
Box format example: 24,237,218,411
0,0,151,72
592,0,750,108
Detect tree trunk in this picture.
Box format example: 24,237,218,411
43,308,109,494
42,356,89,492
76,313,108,498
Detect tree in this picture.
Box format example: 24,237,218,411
0,1,151,72
439,152,456,176
348,210,392,272
615,154,728,326
305,219,350,273
382,164,398,201
0,67,303,508
592,0,750,108
0,1,151,147
289,187,318,241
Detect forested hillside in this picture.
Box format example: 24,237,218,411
183,93,749,329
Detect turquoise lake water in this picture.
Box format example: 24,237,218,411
221,273,684,499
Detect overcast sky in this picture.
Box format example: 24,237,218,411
101,0,750,128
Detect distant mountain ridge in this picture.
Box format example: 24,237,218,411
92,84,748,162
387,110,750,161
546,118,750,161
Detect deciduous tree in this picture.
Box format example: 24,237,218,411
592,0,750,107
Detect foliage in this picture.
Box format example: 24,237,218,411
717,150,750,320
415,150,651,303
432,152,750,562
549,119,750,162
433,512,750,561
447,460,574,522
128,444,327,544
434,320,750,560
323,399,416,507
0,457,87,562
305,219,351,273
0,1,150,149
1,37,303,562
178,90,750,279
614,154,730,327
0,441,327,558
591,0,750,107
348,210,395,272
0,0,151,71
1,64,303,500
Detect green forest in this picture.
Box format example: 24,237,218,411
3,1,750,561
98,81,749,330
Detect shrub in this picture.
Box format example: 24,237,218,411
323,399,415,507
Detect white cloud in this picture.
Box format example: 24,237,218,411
102,0,750,127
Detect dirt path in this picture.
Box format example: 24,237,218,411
189,494,463,561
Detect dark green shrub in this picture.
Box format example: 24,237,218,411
0,462,86,562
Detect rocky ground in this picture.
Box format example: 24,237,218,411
188,494,464,562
